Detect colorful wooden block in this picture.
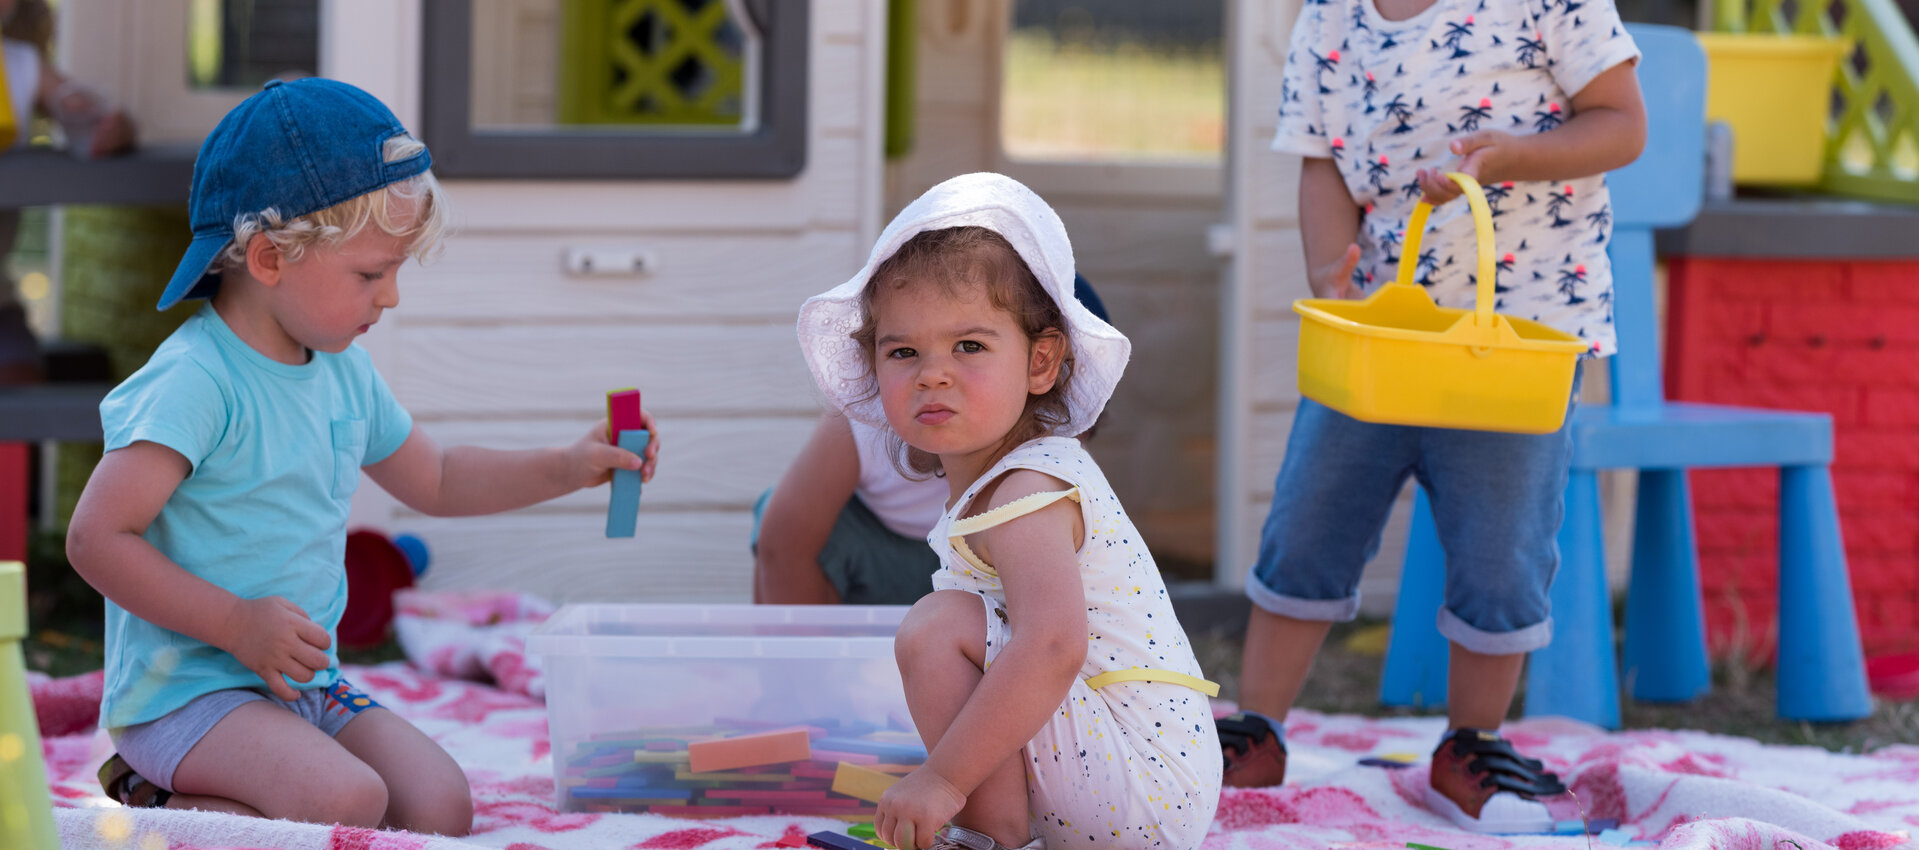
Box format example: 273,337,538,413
606,387,644,439
791,762,841,779
687,728,812,773
674,769,795,783
809,748,879,765
814,737,927,762
604,388,648,538
806,832,874,850
559,719,933,817
606,429,649,537
830,761,900,803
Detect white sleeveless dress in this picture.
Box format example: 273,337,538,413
930,436,1222,849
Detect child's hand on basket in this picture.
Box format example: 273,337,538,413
220,595,332,701
876,768,966,849
1418,129,1523,205
1309,244,1362,300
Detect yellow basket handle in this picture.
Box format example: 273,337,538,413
1393,172,1497,331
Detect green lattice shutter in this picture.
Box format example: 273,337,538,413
1718,0,1919,203
560,0,749,128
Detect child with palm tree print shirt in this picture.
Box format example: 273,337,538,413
1221,0,1646,835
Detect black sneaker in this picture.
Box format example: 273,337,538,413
99,754,173,809
1424,728,1566,833
1217,712,1288,788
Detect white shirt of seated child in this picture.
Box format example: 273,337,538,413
849,417,949,540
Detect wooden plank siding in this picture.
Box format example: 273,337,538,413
331,0,886,604
885,0,1228,577
1218,0,1418,610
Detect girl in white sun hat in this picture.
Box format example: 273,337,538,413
798,172,1223,850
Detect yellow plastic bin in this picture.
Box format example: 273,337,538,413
1294,173,1588,434
1696,33,1848,185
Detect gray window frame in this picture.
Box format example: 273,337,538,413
420,0,808,179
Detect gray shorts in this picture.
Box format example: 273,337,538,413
109,678,382,792
750,488,939,605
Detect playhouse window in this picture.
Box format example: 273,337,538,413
1000,0,1224,162
187,0,320,91
422,0,807,179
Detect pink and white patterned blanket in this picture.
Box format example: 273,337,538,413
28,594,1919,850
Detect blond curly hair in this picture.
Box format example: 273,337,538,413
215,135,448,273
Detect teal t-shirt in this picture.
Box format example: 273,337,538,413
97,305,413,729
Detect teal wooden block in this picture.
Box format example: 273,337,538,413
606,429,649,538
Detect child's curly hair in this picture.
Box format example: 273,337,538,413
850,226,1076,477
215,135,448,274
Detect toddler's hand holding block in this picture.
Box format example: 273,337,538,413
606,388,646,538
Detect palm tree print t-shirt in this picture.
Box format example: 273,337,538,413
1273,0,1639,355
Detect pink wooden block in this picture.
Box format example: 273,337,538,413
607,388,644,439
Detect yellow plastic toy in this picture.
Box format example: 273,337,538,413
1,561,60,849
1293,172,1587,434
1695,33,1848,186
0,46,16,150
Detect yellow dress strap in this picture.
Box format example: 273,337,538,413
1084,667,1221,697
950,488,1080,537
947,489,1081,576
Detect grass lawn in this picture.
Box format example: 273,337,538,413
1000,29,1225,161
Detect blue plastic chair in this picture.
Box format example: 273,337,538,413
1377,24,1871,728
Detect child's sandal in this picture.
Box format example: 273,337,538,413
98,753,173,809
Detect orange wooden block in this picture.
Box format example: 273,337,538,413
688,728,812,773
830,761,900,803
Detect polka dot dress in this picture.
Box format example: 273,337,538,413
931,437,1223,849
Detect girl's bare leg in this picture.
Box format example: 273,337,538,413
895,590,1032,846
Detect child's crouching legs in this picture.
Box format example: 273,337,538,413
894,590,1033,847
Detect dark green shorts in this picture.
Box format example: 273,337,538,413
752,488,939,605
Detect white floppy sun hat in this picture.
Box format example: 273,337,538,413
797,172,1130,438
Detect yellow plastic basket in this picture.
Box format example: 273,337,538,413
1293,173,1588,434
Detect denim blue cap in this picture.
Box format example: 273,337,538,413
158,77,433,311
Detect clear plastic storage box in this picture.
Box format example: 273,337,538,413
528,604,921,818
